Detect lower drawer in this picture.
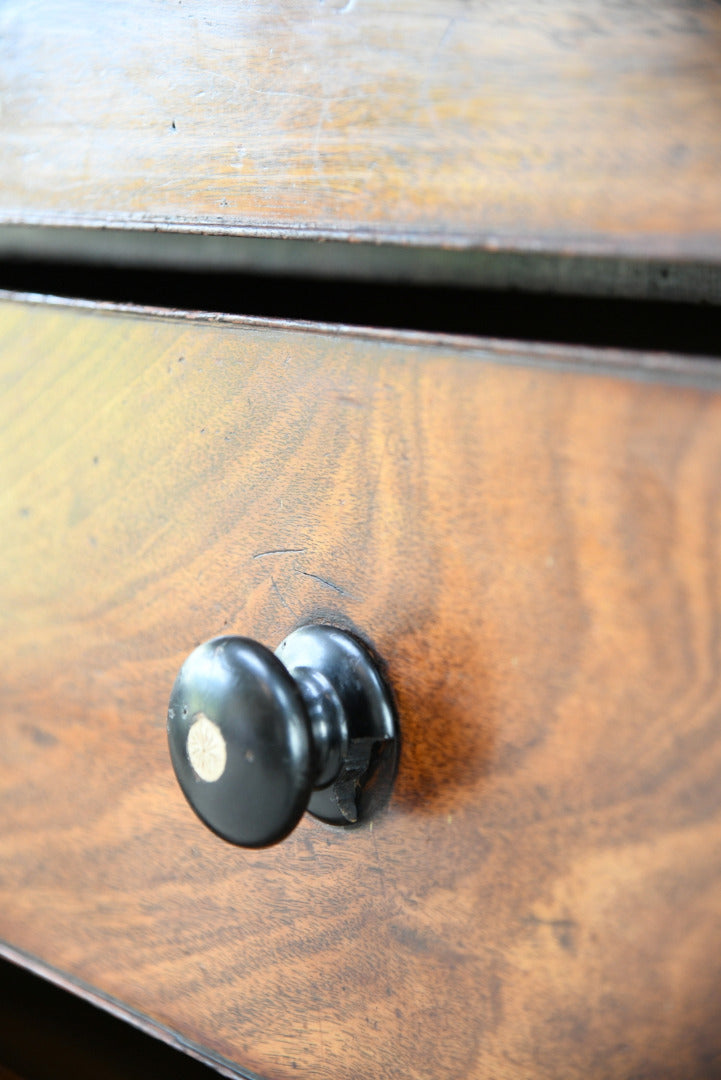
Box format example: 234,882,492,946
1,296,720,1079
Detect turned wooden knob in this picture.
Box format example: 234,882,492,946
167,625,398,848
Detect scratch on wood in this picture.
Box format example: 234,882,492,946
295,569,355,599
271,575,298,617
246,86,350,104
253,547,306,559
334,393,365,408
437,17,456,50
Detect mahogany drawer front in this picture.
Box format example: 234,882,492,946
1,296,721,1079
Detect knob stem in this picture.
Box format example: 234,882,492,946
294,667,348,789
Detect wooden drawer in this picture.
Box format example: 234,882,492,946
1,295,720,1078
2,0,721,303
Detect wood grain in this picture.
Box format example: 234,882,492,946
1,296,721,1079
1,0,721,268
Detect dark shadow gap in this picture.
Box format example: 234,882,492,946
0,955,222,1080
0,259,719,356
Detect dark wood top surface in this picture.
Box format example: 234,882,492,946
1,0,721,270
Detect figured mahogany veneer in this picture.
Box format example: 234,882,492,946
1,0,721,269
1,296,721,1079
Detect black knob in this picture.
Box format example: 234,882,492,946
167,625,398,848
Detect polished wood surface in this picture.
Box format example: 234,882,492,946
1,296,721,1079
1,0,721,267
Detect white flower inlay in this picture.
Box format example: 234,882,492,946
187,713,227,782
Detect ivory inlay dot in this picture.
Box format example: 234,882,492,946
187,713,227,782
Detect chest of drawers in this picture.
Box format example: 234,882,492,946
1,3,720,1078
